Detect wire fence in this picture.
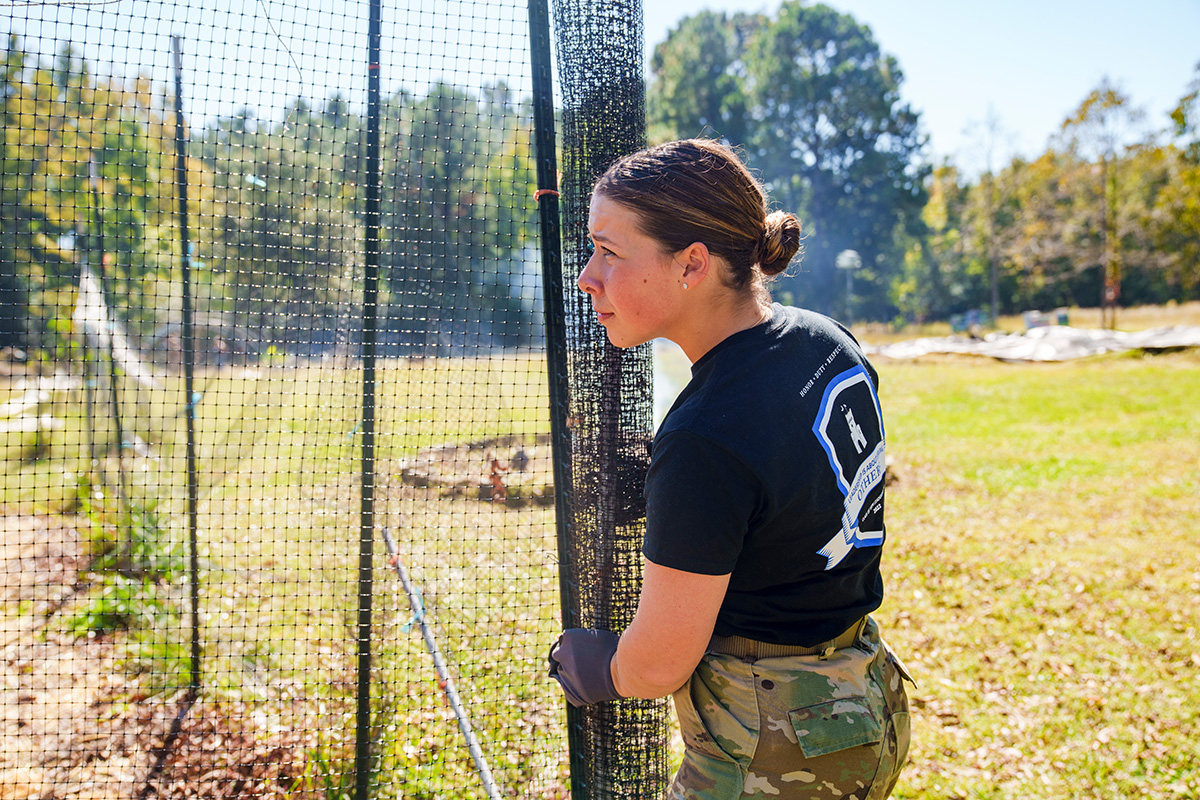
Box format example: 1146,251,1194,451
0,1,663,798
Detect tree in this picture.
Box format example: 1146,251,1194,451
191,80,543,358
962,107,1016,325
647,2,927,320
900,163,966,321
1169,62,1199,163
996,151,1088,310
197,97,362,355
381,83,541,354
646,11,759,146
1059,78,1147,327
1,35,32,348
2,38,173,351
1151,64,1200,298
742,1,927,319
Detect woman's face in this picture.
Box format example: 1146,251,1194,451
578,193,683,349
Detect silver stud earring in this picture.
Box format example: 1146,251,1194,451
682,283,689,290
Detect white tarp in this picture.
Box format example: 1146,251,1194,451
864,325,1200,363
73,265,162,388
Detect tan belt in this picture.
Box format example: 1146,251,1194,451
707,617,866,660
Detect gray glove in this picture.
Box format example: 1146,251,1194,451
548,628,621,707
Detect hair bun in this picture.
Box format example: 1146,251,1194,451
758,211,802,276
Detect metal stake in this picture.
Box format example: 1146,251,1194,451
380,527,503,800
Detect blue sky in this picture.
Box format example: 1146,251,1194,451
647,0,1200,171
10,0,1197,173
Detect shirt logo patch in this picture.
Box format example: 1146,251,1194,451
812,365,886,570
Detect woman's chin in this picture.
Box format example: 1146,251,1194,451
607,334,650,350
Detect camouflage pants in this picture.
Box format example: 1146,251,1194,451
669,618,912,800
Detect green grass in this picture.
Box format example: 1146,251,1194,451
3,353,562,796
876,350,1200,799
5,345,1199,798
171,356,564,798
1,356,550,512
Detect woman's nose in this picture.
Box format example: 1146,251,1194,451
577,253,600,295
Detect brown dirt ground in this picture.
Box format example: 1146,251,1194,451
0,511,322,800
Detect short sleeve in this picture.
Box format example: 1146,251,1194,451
642,431,760,576
833,320,879,390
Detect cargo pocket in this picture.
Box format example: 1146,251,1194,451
788,696,883,759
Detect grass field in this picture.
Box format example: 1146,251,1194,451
874,349,1200,799
3,321,1199,798
1,356,567,797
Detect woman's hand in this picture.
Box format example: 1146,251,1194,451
611,560,731,699
548,628,621,707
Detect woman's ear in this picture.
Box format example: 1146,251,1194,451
676,242,711,287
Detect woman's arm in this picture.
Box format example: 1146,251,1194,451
610,560,731,699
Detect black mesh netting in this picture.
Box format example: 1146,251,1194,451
1,0,665,798
551,0,670,798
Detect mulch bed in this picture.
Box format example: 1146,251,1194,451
1,511,326,800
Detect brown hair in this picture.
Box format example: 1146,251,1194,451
593,139,802,297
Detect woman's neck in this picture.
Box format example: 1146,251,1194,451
675,297,771,364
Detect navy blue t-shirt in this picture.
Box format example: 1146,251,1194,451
643,304,887,646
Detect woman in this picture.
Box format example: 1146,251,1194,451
549,139,912,799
